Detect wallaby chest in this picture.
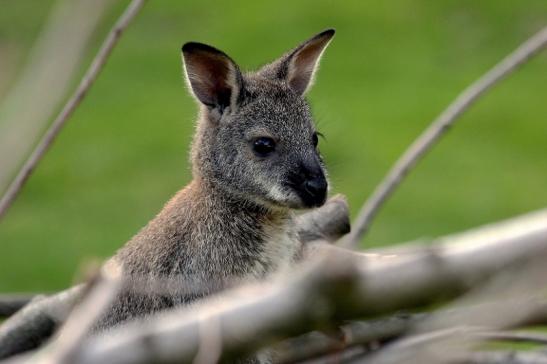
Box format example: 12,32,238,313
116,181,300,294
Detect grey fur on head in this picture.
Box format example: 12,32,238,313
184,28,334,210
96,29,335,337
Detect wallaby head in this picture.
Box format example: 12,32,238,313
182,29,334,210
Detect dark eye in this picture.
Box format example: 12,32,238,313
253,137,276,156
312,132,319,148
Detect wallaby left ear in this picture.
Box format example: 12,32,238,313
261,29,335,95
181,42,243,113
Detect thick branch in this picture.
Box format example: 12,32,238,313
271,314,424,363
463,350,547,364
298,327,547,364
0,195,351,359
341,25,547,248
0,0,148,220
63,208,547,364
38,270,121,364
478,331,547,346
296,194,350,243
0,286,83,359
326,249,547,364
0,295,36,318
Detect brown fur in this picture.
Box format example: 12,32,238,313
96,29,335,333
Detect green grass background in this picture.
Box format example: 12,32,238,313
0,1,546,291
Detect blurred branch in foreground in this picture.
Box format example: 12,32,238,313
70,208,547,364
2,207,547,363
0,195,350,359
0,294,37,318
0,286,83,359
0,11,545,364
0,0,113,209
0,0,148,221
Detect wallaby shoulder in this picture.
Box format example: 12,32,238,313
115,179,299,287
98,179,300,329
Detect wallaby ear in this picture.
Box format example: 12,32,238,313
261,29,335,95
181,42,243,113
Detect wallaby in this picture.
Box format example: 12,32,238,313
97,29,335,330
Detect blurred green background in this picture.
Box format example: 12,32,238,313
0,0,546,291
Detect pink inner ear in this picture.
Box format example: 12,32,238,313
187,51,233,107
288,39,328,95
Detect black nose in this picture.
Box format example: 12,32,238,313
295,171,327,208
303,178,328,204
287,161,328,208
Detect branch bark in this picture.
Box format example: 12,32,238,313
37,270,121,364
271,314,424,363
0,195,351,359
0,0,148,220
464,350,547,364
341,25,547,249
0,286,83,359
59,208,547,364
478,331,547,346
296,194,350,243
0,294,37,318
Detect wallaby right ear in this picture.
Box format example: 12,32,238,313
259,29,335,96
181,42,243,113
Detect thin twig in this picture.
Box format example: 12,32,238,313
38,268,122,364
0,0,148,220
341,25,547,249
0,0,111,191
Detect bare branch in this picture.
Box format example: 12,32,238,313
299,346,369,364
341,25,547,248
3,207,546,363
271,314,424,364
0,286,83,359
478,331,547,346
290,327,547,364
296,194,350,243
61,208,547,364
274,321,547,364
0,294,37,318
37,269,121,364
192,312,223,364
0,194,350,359
463,350,547,364
0,0,112,192
357,246,547,364
0,0,148,220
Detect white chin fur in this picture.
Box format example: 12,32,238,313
268,185,289,202
267,185,303,208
